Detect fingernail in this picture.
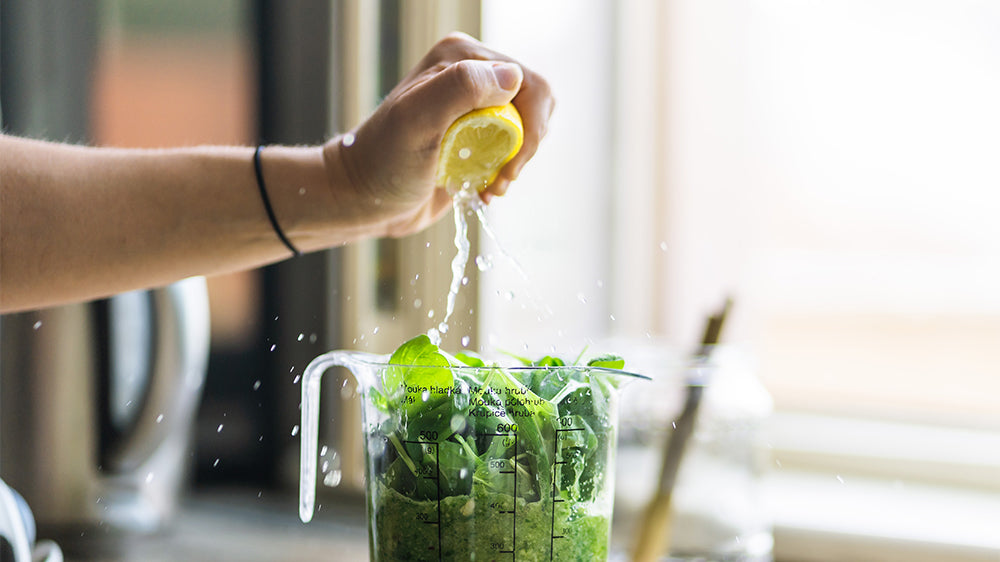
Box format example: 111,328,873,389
492,62,523,92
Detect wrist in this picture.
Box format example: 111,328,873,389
256,144,337,253
320,134,390,240
253,146,301,256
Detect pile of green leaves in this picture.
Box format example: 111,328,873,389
369,334,627,506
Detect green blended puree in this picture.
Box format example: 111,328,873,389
372,480,610,561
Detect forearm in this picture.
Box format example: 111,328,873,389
0,135,361,312
0,35,555,313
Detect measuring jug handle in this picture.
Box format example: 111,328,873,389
298,351,358,523
0,479,32,562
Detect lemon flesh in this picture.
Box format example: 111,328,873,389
436,103,524,192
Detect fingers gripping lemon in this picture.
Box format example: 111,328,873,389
436,103,524,193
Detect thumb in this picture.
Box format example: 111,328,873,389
403,60,524,131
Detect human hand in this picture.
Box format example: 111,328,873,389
322,32,555,238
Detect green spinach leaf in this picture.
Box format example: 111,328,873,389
378,337,627,509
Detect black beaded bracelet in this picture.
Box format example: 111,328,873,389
253,145,301,257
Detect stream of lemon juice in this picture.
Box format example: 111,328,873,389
426,180,534,347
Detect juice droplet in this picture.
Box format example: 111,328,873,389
291,425,300,437
341,383,356,399
323,470,343,487
458,147,472,159
476,255,493,272
427,328,442,346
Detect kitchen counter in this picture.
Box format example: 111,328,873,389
51,488,647,561
51,488,369,562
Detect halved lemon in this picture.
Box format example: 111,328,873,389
436,103,524,192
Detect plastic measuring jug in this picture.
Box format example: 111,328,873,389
300,349,648,561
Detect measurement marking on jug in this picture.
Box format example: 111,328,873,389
550,426,586,559
403,439,443,561
483,431,518,558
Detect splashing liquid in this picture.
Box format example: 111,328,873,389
431,184,555,345
474,204,530,283
428,182,538,346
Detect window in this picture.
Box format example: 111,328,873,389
741,0,1000,427
482,0,1000,426
480,0,1000,559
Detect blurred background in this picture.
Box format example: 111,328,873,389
1,0,998,561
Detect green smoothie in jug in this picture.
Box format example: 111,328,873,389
362,335,631,561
